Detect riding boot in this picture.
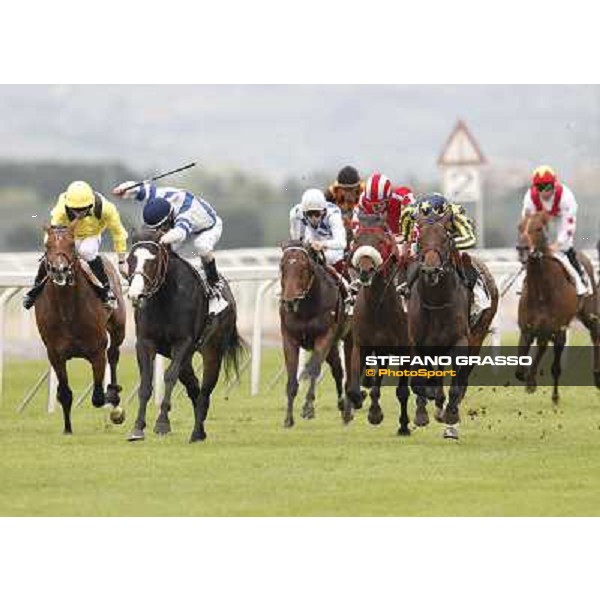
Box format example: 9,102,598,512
203,258,228,314
22,259,48,310
464,263,479,291
88,257,116,308
565,247,590,293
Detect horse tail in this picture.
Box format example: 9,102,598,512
221,322,249,383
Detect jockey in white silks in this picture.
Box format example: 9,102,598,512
521,165,592,297
113,181,228,314
289,189,352,310
289,189,347,267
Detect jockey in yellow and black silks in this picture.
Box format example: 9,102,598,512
23,181,128,310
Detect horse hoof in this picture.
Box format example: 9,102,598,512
414,406,430,427
368,409,384,426
397,426,411,437
301,405,315,420
525,383,537,394
127,429,145,442
63,429,73,435
109,406,126,425
153,421,171,436
91,390,105,408
283,416,295,428
189,430,207,443
434,407,445,423
337,398,344,412
443,426,459,440
443,408,460,425
342,410,354,425
552,393,560,405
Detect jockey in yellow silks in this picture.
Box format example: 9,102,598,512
22,181,128,310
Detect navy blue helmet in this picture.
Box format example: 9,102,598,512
143,199,173,228
417,193,450,218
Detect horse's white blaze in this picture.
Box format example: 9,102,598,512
127,248,156,299
352,245,383,268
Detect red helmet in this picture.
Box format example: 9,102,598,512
390,185,414,206
532,165,557,186
363,173,392,213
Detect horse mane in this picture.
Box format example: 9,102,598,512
131,227,162,245
281,239,305,251
356,212,386,228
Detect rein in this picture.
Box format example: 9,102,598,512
129,240,170,298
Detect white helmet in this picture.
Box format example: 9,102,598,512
301,189,327,213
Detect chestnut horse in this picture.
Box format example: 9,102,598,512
34,224,126,433
516,212,600,400
344,214,411,434
279,241,351,427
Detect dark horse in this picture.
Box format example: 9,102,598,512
279,241,351,427
126,229,246,442
34,224,126,433
516,212,600,400
407,216,498,439
344,214,411,435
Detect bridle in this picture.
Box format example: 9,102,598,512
128,240,170,299
280,246,315,310
44,229,78,286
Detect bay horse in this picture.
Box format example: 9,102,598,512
516,212,600,400
345,214,411,435
279,241,351,427
126,229,246,443
34,224,126,434
406,216,498,439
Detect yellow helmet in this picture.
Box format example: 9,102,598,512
64,181,95,209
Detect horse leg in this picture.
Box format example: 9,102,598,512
48,351,73,434
190,345,221,443
367,375,384,426
105,335,125,425
551,331,566,404
90,349,107,408
154,340,194,436
443,341,469,439
396,375,411,436
128,341,155,442
341,332,354,409
412,372,430,427
325,345,344,413
343,340,363,424
283,335,300,428
526,338,549,394
516,331,534,382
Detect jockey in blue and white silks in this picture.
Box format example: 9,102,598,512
289,189,347,267
113,181,228,314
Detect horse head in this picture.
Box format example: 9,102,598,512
126,228,169,307
280,240,315,313
350,213,393,287
43,223,78,286
518,212,549,263
416,215,454,287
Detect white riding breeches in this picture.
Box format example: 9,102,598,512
323,248,345,265
552,251,591,295
76,236,101,261
193,216,222,260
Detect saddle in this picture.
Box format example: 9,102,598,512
79,257,109,291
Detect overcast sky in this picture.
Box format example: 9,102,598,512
0,85,598,182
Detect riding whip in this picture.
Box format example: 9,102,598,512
500,265,525,298
120,162,198,193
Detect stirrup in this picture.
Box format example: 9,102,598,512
397,282,410,298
